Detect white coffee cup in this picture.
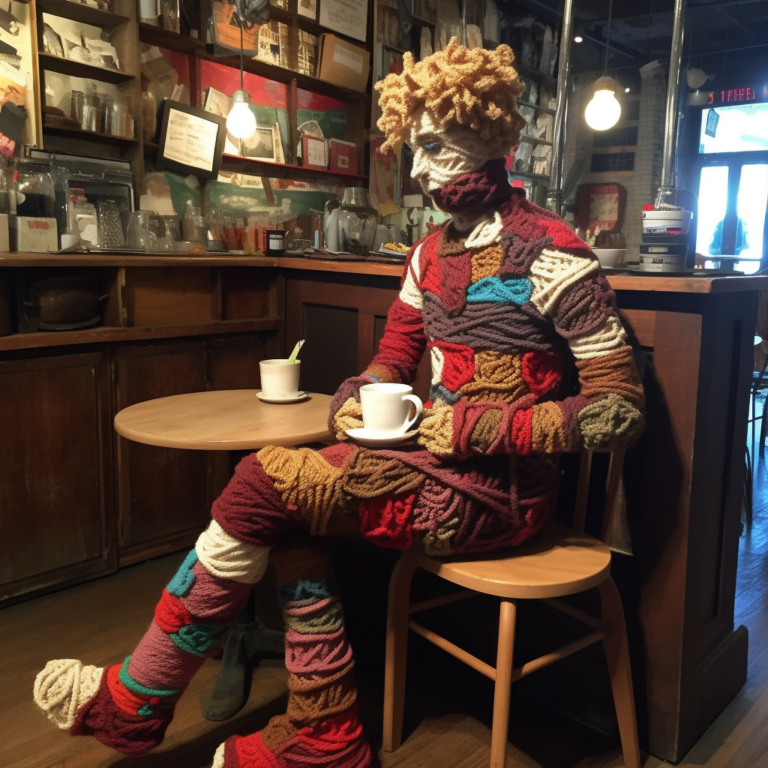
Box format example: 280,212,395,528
259,359,301,399
359,383,423,435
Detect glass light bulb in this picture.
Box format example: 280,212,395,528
585,88,622,131
227,101,257,140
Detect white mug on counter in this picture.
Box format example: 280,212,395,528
360,383,423,435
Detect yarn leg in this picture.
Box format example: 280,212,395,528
33,452,300,755
212,541,372,768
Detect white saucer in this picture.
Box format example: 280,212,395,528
345,428,418,447
256,391,308,404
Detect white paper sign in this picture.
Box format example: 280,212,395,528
163,109,219,173
319,0,367,43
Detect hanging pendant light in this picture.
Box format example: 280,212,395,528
585,0,621,131
226,5,257,141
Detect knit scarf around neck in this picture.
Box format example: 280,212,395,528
430,158,511,217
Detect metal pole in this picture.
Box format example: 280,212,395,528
655,0,688,208
545,0,575,216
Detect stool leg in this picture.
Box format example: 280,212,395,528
490,598,517,768
599,578,641,768
383,554,418,752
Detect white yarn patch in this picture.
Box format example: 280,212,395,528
33,659,103,730
212,741,226,767
569,315,629,360
398,243,423,310
529,248,600,317
430,345,445,386
464,211,503,249
196,520,271,584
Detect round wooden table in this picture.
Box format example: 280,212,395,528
114,388,334,721
114,389,333,451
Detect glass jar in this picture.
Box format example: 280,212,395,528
337,187,379,255
14,157,56,218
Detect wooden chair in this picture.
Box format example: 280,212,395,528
382,448,641,768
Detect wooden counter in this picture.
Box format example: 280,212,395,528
1,253,764,762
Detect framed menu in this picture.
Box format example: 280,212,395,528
319,0,367,42
156,100,227,179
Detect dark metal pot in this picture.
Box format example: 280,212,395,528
27,276,107,330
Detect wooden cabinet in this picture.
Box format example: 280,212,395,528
0,350,116,601
115,332,277,566
285,268,430,400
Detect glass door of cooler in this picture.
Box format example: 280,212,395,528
695,154,768,274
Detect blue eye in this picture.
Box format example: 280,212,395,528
423,141,441,154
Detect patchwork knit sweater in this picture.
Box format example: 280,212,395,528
323,181,645,554
363,185,645,460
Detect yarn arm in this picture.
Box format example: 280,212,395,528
528,247,646,453
328,244,427,440
362,241,427,384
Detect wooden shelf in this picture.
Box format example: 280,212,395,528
509,169,550,181
201,46,369,103
411,14,436,26
39,53,134,84
518,99,556,115
0,318,281,352
38,0,129,27
268,6,366,49
221,153,368,183
138,22,205,53
143,140,159,155
0,252,281,266
43,124,138,147
520,135,553,146
517,65,557,89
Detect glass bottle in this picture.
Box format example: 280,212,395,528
337,187,380,255
14,157,56,219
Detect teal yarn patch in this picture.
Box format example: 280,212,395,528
466,277,533,306
278,575,334,605
170,623,228,656
166,549,198,597
119,658,180,698
137,704,154,717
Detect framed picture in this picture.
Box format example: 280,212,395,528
156,100,227,179
302,133,327,168
297,0,317,20
240,125,275,161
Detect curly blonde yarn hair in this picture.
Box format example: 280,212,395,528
375,38,526,155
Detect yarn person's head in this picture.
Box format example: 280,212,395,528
375,39,525,195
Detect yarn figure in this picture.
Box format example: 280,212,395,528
33,39,644,766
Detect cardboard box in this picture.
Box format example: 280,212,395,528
317,34,370,93
11,216,58,253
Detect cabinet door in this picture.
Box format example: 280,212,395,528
115,340,210,566
285,273,431,400
0,351,115,601
206,333,276,497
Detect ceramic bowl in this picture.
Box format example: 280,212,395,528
592,248,627,268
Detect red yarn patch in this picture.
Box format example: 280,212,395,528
358,493,415,549
155,589,194,635
106,664,145,716
521,350,563,399
512,408,533,455
417,231,443,297
430,340,475,392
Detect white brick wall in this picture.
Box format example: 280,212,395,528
561,64,668,258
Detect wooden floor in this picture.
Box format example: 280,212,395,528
4,434,768,767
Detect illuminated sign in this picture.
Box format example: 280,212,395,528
707,85,768,104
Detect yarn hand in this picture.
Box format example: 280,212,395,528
417,404,456,458
577,393,645,452
328,374,374,440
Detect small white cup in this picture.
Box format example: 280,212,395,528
360,383,423,435
259,359,301,399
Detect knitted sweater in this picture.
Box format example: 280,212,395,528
363,185,645,459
